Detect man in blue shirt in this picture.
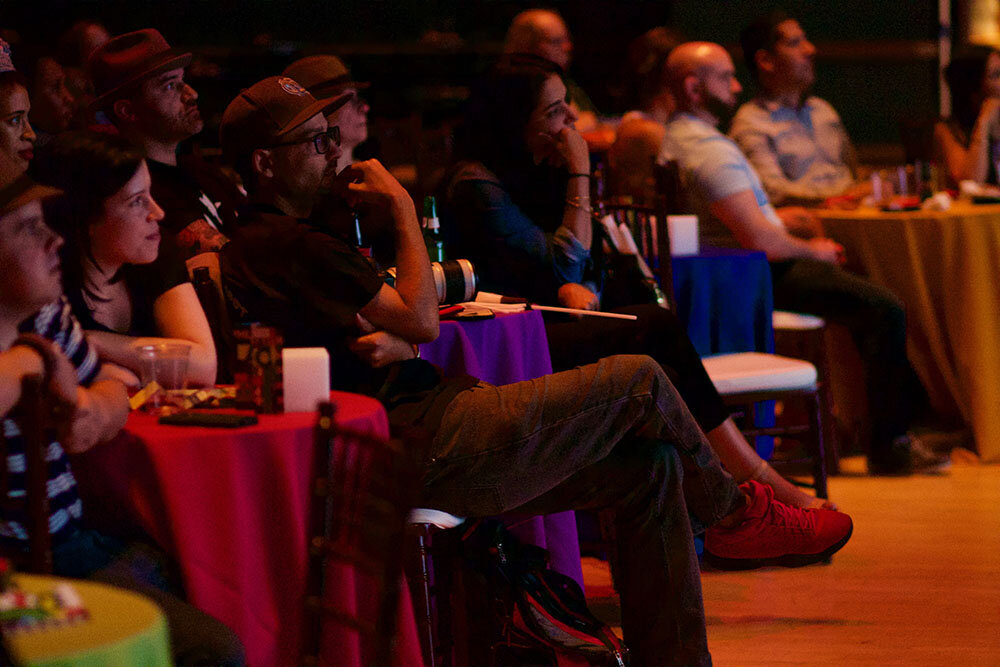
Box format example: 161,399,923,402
659,41,947,476
730,12,865,206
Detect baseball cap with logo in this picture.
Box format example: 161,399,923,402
219,76,350,162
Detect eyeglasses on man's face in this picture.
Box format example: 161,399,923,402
267,126,341,154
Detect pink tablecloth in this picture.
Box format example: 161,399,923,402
419,310,584,586
74,392,423,667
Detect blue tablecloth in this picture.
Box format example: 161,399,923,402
671,247,776,460
671,247,774,356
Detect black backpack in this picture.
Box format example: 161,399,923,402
463,520,629,667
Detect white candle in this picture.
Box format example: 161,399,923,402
282,348,331,413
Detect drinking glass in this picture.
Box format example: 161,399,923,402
137,343,191,413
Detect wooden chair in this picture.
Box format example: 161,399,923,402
600,202,675,311
773,311,841,475
701,353,829,499
405,509,466,667
598,201,830,500
0,375,56,575
302,403,428,667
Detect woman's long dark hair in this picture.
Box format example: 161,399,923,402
945,45,999,136
31,130,144,298
453,54,570,231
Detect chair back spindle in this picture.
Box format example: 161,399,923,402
303,402,429,666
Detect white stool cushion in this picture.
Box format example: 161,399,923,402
701,352,818,394
408,508,465,529
772,310,825,331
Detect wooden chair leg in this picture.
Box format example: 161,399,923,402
406,524,437,667
818,379,840,475
809,391,829,500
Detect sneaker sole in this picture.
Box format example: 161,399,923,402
704,520,854,571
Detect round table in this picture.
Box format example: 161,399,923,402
6,574,170,667
816,202,1000,462
671,246,775,356
72,391,423,667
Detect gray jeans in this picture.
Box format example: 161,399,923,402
423,354,743,667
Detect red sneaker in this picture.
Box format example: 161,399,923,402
704,480,853,570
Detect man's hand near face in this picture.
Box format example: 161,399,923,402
333,159,414,217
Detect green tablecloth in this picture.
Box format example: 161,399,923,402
7,574,171,667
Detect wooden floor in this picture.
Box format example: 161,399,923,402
583,456,1000,666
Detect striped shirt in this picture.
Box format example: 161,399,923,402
1,297,99,547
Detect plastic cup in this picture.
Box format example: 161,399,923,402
137,343,190,413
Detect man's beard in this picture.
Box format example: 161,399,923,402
703,91,737,125
152,107,203,144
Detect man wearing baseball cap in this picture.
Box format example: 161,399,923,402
217,77,854,667
89,28,244,260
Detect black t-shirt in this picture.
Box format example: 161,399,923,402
221,204,477,430
66,236,190,336
147,155,245,260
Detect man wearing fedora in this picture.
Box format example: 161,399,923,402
88,29,244,261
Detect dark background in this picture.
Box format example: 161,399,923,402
1,0,953,156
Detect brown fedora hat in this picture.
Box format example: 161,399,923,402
282,55,370,99
88,29,192,107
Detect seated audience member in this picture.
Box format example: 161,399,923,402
659,41,947,475
730,12,864,205
608,27,682,202
934,45,1000,187
281,55,396,263
504,8,600,134
56,19,110,126
220,77,851,665
283,55,370,174
0,176,244,666
444,56,829,510
215,77,852,666
19,53,75,146
32,131,217,386
0,40,37,189
88,29,244,260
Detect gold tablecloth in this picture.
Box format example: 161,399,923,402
817,202,1000,462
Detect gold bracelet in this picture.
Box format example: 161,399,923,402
565,195,592,212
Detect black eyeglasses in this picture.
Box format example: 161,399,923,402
266,126,341,154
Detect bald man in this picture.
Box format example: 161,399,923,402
504,8,599,131
658,42,947,477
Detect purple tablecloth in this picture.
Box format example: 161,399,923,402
419,310,584,587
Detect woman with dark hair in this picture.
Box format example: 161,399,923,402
33,131,217,386
445,56,831,510
934,45,1000,186
0,39,37,188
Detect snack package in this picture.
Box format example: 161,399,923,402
233,323,284,413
